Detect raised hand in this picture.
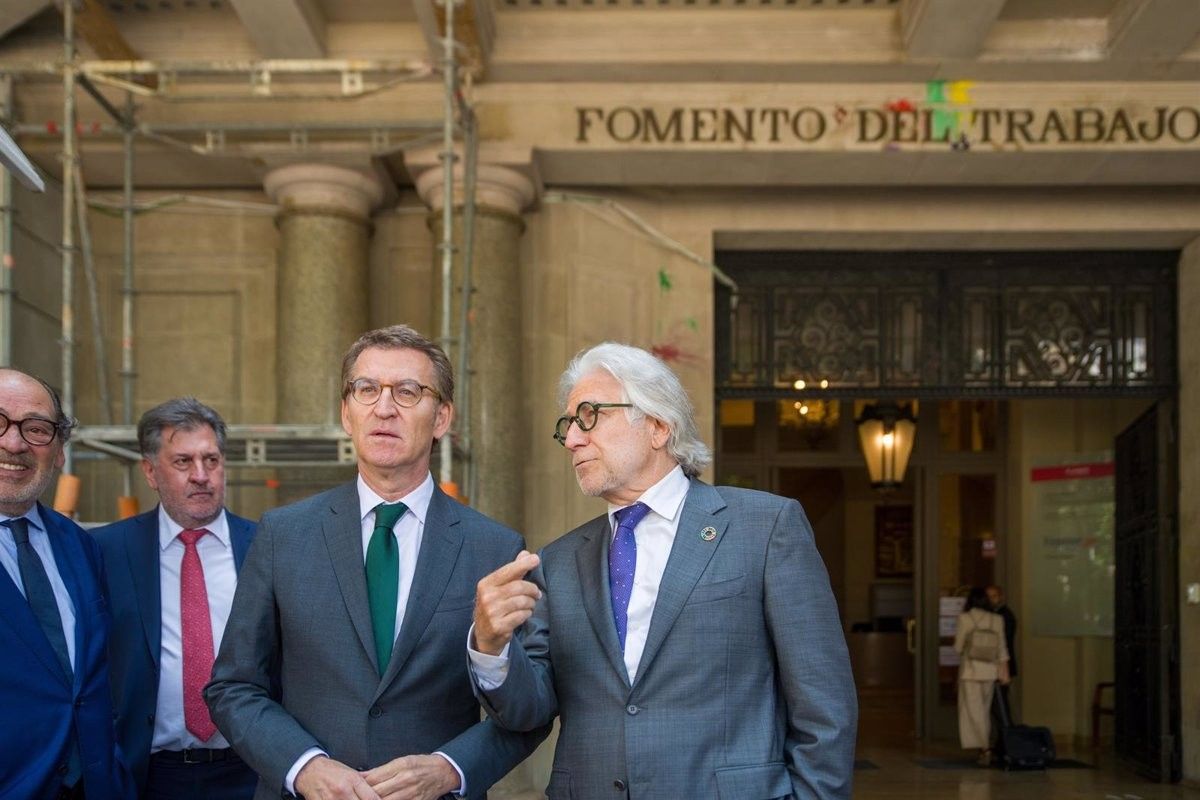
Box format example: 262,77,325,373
473,550,541,656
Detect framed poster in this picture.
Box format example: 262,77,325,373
875,505,914,578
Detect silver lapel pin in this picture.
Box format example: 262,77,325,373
700,526,718,542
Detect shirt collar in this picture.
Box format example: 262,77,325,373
357,472,434,526
606,464,690,528
158,505,231,551
1,505,44,533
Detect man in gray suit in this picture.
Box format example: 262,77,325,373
206,325,546,800
471,342,857,799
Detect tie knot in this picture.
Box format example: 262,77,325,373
373,502,407,530
3,517,30,545
614,501,651,532
178,528,208,546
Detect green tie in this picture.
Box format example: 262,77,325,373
366,501,407,675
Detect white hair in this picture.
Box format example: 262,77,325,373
558,342,712,478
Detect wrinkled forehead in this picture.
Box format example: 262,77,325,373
352,345,436,383
0,371,56,419
565,369,624,410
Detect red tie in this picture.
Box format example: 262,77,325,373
178,529,217,742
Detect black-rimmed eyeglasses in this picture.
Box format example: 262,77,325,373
0,412,60,446
346,378,441,408
553,402,633,445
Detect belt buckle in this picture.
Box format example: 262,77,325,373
182,749,205,764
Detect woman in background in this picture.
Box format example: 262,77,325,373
955,586,1011,766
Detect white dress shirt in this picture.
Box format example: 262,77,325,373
470,464,690,687
0,506,77,669
285,473,466,797
153,506,237,752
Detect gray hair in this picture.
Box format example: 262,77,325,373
137,397,228,457
558,342,712,478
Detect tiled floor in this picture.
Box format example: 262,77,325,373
851,688,1199,799
851,743,1200,799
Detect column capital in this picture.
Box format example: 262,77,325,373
406,144,540,218
264,163,385,220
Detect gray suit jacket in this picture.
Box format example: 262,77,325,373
206,481,547,800
476,480,857,800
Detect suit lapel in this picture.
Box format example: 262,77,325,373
575,515,630,686
633,481,728,685
0,549,67,682
376,487,462,698
126,510,162,672
322,484,381,674
229,513,253,573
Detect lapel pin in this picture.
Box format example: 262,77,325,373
700,526,718,542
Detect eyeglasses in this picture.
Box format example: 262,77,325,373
0,412,60,446
553,402,633,445
347,378,441,408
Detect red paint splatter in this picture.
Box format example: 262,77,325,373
651,343,683,362
886,99,915,113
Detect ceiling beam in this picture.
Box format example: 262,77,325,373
902,0,1008,60
71,0,139,61
1107,0,1200,60
0,0,50,41
414,0,496,79
227,0,326,59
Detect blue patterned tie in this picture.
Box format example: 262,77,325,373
609,502,651,651
3,517,81,786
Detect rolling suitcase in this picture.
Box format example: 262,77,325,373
994,685,1056,769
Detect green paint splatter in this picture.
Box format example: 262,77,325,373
925,81,946,104
658,268,673,291
686,317,698,331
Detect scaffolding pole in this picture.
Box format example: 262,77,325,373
438,0,458,491
60,0,76,473
1,75,13,366
120,93,135,496
457,109,479,506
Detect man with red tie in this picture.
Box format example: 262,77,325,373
95,398,257,799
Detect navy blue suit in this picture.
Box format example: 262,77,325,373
0,503,132,800
94,508,256,796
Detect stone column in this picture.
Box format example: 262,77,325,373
411,158,537,533
264,163,383,425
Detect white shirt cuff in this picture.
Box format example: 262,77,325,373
285,748,327,796
433,751,466,796
467,623,511,690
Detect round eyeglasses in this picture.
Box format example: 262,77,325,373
553,401,633,445
0,412,60,446
347,378,441,408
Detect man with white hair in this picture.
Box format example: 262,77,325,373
470,342,857,799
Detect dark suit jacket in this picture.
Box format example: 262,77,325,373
206,481,547,800
0,503,132,800
996,604,1018,678
94,507,256,794
477,480,858,800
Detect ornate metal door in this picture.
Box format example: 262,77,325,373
1114,401,1180,782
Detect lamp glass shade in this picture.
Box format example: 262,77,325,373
856,406,916,490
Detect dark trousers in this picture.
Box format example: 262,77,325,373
145,751,258,800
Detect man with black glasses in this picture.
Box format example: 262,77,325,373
207,326,545,800
0,368,132,799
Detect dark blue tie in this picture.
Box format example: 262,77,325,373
4,517,81,786
609,502,651,651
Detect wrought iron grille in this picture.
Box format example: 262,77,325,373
716,251,1176,399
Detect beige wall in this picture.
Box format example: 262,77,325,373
1008,397,1152,744
68,192,279,523
519,197,715,551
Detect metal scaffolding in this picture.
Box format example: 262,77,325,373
0,0,481,514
